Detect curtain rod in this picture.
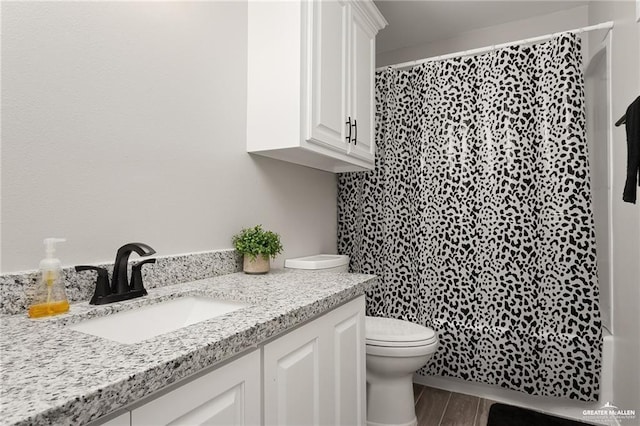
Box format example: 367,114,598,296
377,21,614,71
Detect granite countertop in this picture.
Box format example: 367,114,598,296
0,269,377,425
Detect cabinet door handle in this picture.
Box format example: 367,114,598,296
352,119,357,145
346,117,352,144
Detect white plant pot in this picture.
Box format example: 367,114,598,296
243,255,270,275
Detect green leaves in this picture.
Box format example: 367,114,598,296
232,225,283,260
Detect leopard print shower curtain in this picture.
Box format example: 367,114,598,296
338,33,602,401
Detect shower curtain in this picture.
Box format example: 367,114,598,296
338,34,602,401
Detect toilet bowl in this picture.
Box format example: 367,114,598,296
365,316,438,426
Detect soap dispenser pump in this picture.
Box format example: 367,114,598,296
28,238,70,318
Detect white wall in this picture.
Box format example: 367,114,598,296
588,1,640,413
585,36,613,334
0,1,337,273
377,5,589,67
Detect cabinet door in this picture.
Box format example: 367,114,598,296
131,350,260,426
305,0,350,153
263,318,330,426
263,296,365,426
99,412,130,426
347,6,377,163
329,297,366,425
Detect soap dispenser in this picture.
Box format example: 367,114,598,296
28,238,70,318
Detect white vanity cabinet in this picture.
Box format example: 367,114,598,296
247,0,387,173
97,296,366,426
100,412,130,426
263,296,366,426
130,350,261,426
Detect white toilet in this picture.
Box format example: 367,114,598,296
285,254,439,426
365,316,438,426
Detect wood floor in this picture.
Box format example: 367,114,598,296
414,383,496,426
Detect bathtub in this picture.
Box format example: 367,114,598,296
414,329,615,425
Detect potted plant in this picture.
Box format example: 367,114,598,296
232,225,283,274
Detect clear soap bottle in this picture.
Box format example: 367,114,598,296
28,238,70,318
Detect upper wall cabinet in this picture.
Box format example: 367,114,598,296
247,0,387,173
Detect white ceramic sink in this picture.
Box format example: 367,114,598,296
69,296,247,344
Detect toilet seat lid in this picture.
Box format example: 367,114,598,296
365,316,437,347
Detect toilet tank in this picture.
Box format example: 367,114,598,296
284,254,349,272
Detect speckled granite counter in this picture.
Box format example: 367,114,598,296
0,270,377,425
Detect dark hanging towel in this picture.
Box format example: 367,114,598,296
623,96,640,203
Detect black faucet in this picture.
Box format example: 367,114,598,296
76,242,156,305
112,242,156,295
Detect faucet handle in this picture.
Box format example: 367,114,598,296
75,265,111,304
130,258,156,294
